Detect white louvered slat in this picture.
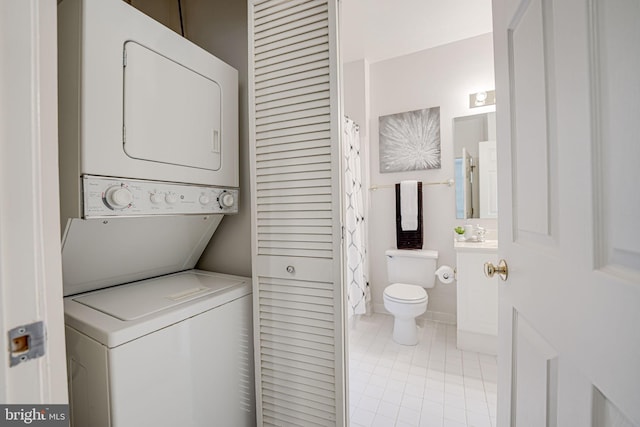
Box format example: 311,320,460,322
257,210,330,220
257,153,330,168
262,368,335,395
255,20,327,53
257,218,332,228
257,170,331,184
255,99,330,122
257,164,331,178
255,12,328,45
254,3,326,34
256,83,331,107
255,36,328,65
257,194,331,206
255,132,330,148
257,233,332,243
261,348,334,371
259,240,332,250
257,155,331,170
255,34,330,63
261,361,334,383
254,0,319,26
260,355,334,378
259,191,332,204
263,408,331,427
256,106,331,127
263,384,336,412
256,205,329,214
260,305,333,324
255,29,329,62
250,0,345,424
263,412,326,427
260,317,334,336
255,112,330,133
253,0,295,13
257,226,331,236
256,91,329,113
263,390,335,416
255,59,330,86
256,178,331,191
255,51,329,77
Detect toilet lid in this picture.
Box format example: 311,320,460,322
384,283,427,303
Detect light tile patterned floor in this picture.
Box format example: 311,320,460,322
348,313,497,427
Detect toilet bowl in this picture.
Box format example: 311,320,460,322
383,283,428,345
383,249,438,345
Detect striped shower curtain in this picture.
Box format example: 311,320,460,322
344,117,368,316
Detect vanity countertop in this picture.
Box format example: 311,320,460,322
454,239,498,252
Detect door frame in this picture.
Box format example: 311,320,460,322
0,0,68,403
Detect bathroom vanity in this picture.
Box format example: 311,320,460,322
455,240,498,355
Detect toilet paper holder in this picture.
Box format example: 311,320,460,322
435,265,455,283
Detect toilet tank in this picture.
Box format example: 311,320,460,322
386,249,439,288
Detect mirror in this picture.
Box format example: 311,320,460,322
453,112,497,219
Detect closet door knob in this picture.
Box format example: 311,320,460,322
286,265,295,274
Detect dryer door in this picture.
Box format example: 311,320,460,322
123,41,222,171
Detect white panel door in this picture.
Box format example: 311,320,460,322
493,0,640,425
0,0,68,403
248,0,346,425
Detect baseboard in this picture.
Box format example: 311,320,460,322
372,303,456,325
456,329,497,355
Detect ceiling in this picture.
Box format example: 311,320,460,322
340,0,493,64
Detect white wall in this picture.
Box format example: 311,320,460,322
343,59,370,139
347,33,497,322
182,0,252,277
130,0,252,277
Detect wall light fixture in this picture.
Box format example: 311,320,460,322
469,90,496,108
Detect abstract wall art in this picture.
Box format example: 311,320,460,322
379,106,441,173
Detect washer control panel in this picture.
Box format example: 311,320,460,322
82,176,238,217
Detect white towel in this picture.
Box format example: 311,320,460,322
400,180,418,231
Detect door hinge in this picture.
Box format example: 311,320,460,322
123,49,127,67
341,225,345,240
9,321,45,367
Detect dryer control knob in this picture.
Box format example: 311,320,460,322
150,193,164,204
219,192,235,208
165,193,179,205
105,186,133,209
199,195,211,205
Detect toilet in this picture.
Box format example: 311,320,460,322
383,249,439,345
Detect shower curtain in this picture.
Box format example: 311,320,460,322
344,117,369,317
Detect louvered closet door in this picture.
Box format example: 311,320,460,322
248,0,346,426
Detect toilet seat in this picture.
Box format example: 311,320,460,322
384,283,427,304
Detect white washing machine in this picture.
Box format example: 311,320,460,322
57,1,252,426
64,270,255,427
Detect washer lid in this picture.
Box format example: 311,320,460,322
72,271,243,321
384,283,428,302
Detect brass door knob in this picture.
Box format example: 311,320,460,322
484,259,508,281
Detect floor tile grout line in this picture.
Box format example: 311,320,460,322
349,313,497,427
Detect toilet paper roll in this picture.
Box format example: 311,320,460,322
435,265,455,284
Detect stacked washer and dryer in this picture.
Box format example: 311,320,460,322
57,1,254,426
